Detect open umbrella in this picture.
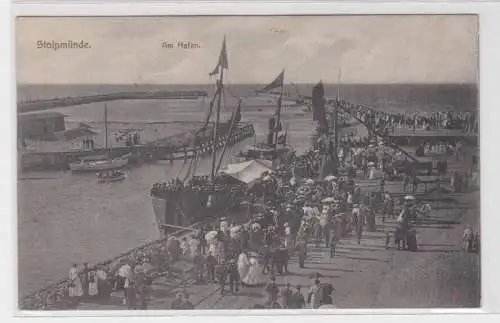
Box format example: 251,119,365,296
230,226,242,239
404,195,416,201
205,230,218,242
367,161,376,167
305,178,315,185
324,175,337,181
321,197,335,203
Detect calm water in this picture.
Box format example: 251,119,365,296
17,83,478,298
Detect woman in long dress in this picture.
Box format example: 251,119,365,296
308,280,321,309
68,264,83,303
369,166,376,180
88,271,98,298
241,255,266,286
237,252,250,285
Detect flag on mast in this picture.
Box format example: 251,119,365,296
209,37,229,76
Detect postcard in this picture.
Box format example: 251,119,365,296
16,15,479,311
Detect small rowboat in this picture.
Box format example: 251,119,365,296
97,170,127,183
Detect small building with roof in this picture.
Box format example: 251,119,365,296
18,112,66,139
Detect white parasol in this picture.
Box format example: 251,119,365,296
404,195,416,201
205,230,218,242
367,161,376,167
305,178,315,185
322,197,335,203
230,226,242,239
324,175,337,181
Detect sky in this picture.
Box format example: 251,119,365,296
16,15,479,85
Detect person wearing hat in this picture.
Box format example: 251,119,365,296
290,285,306,309
296,238,307,268
218,259,229,295
227,259,240,294
307,278,321,309
265,277,279,305
171,291,184,309
281,282,294,308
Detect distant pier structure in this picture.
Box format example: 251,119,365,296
17,90,209,113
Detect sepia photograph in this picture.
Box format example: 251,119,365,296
16,15,480,311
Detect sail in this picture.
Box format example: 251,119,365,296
261,70,285,92
312,81,327,133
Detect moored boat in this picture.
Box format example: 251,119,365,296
96,169,127,183
70,156,128,172
70,104,129,173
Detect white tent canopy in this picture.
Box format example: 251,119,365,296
218,159,273,184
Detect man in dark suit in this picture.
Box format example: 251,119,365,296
227,259,240,294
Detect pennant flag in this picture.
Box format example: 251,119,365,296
261,70,285,92
209,37,229,76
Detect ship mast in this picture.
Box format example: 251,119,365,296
210,69,224,181
274,81,284,147
104,103,109,152
209,37,228,181
332,69,341,174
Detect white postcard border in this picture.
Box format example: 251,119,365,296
4,1,500,323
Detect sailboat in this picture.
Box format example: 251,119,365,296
69,104,130,172
150,37,250,235
235,70,292,165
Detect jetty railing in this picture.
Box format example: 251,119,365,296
19,227,178,310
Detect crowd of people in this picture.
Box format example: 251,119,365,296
20,99,479,310
157,123,255,161
331,99,478,135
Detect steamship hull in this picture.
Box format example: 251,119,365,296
150,123,255,233
151,183,246,234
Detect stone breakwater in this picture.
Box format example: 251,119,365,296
18,90,208,113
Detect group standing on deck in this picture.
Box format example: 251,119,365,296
331,99,478,135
